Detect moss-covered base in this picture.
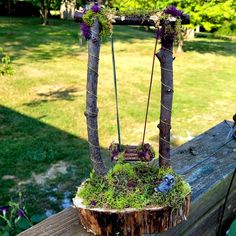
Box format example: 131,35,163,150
75,161,191,210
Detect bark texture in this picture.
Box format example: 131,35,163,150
40,0,49,25
156,38,174,168
76,194,190,236
86,18,106,175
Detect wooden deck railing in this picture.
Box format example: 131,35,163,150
18,121,236,236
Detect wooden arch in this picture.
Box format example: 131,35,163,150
75,11,190,174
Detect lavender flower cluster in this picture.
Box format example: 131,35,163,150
80,22,91,40
164,6,190,23
164,6,183,17
154,6,189,41
80,4,101,40
91,4,101,13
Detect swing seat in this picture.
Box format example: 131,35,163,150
109,143,155,162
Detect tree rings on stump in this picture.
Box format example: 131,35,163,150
73,194,190,236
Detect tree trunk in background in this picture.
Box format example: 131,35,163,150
40,0,49,25
156,35,174,168
85,18,106,176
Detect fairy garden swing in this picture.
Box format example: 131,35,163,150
109,32,156,162
73,4,191,236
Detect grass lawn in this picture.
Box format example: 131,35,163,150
0,16,236,217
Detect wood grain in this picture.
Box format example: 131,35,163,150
75,194,190,236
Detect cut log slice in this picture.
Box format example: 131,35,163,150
73,194,190,236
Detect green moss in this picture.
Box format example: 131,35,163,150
76,162,191,210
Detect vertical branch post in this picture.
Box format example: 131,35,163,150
85,18,106,175
156,22,175,168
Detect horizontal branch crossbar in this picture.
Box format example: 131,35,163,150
74,12,190,26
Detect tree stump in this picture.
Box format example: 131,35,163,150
73,194,190,236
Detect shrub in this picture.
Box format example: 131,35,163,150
0,48,13,76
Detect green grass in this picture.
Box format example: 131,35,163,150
0,16,236,216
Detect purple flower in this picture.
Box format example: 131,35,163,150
91,4,101,13
90,200,97,206
16,208,25,218
164,6,183,17
80,22,91,40
0,206,8,216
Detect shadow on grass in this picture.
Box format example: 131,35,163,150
183,38,236,57
1,16,236,63
0,105,108,215
0,17,85,62
23,86,80,107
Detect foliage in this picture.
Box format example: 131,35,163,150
0,48,13,76
215,20,236,36
153,7,186,44
113,0,236,32
0,193,46,235
81,5,187,44
77,162,191,209
81,4,112,39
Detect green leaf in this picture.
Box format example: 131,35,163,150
0,231,10,236
16,218,32,230
30,214,46,223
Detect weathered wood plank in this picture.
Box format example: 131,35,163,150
171,121,233,175
17,121,236,236
17,207,86,236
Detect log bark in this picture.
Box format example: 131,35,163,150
85,18,106,175
74,194,190,236
156,32,174,168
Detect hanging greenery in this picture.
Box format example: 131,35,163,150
154,6,189,43
80,3,112,39
79,4,189,43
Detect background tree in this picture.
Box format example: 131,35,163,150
113,0,236,32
